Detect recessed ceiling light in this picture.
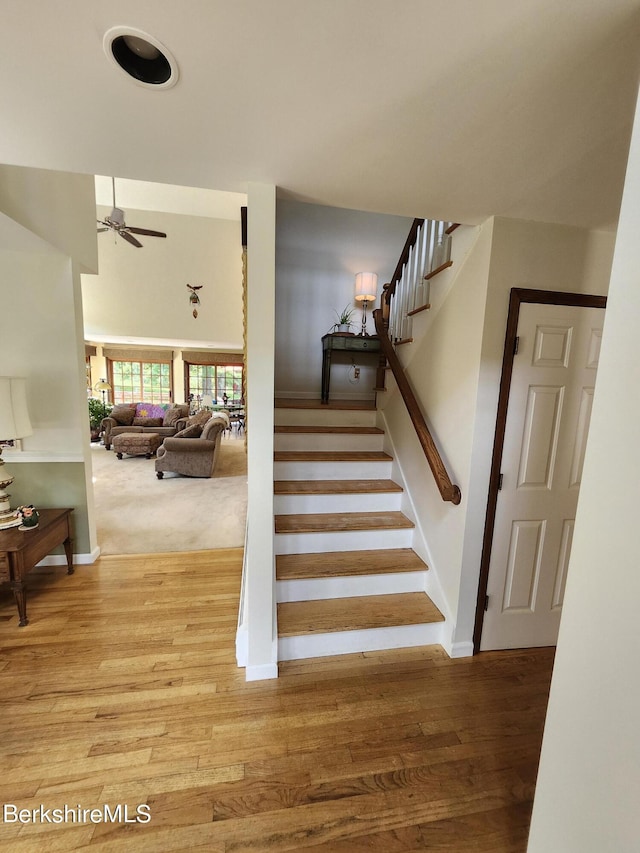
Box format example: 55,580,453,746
103,26,179,89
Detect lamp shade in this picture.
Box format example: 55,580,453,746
94,379,112,392
354,272,378,302
0,377,33,439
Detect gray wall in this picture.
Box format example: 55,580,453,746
275,200,411,400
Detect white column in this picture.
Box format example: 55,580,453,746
242,182,278,681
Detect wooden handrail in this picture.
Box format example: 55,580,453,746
374,307,461,505
388,218,424,298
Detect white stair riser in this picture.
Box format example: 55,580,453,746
275,409,377,428
278,621,444,661
274,491,402,514
277,571,426,602
274,460,392,480
275,527,413,554
274,433,384,452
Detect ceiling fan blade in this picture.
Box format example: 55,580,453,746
97,227,110,233
127,227,167,238
119,230,143,248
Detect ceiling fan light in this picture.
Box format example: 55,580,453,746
103,27,179,89
108,207,125,228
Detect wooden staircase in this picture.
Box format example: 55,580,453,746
274,399,444,661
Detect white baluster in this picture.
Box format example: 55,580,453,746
414,222,428,308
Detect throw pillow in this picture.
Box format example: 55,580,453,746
135,403,168,420
187,410,212,427
110,405,136,426
133,417,164,427
163,404,188,427
174,423,203,439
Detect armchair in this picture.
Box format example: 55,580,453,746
155,413,229,479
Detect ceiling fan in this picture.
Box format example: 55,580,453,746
97,177,167,248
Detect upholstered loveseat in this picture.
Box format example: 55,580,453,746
155,411,229,478
101,402,189,450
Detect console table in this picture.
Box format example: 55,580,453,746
321,333,381,403
0,507,74,627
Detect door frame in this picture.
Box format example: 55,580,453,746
472,288,607,653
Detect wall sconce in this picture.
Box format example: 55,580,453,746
0,378,33,529
354,272,378,337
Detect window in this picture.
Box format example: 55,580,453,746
187,364,243,406
109,360,172,404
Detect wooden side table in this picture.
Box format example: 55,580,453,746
0,507,74,627
321,333,382,403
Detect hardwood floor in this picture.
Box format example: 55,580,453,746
0,550,554,851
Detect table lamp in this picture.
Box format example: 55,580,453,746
355,272,378,336
0,377,33,529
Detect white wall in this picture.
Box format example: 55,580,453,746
83,208,243,349
454,217,615,649
379,216,616,654
527,86,640,853
275,200,411,399
379,222,493,645
0,167,96,554
2,249,87,454
0,164,98,274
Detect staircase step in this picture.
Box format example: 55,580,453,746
277,591,445,659
275,511,414,534
275,398,375,410
278,593,443,637
275,425,384,434
274,451,391,462
274,406,377,428
274,427,385,452
274,479,402,495
276,548,428,580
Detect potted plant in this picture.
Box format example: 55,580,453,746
88,397,111,442
332,305,355,334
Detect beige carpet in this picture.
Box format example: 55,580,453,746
91,437,247,555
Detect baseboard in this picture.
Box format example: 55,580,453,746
447,640,474,658
245,662,279,681
235,623,248,668
38,547,100,567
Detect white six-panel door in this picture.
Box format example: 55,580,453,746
480,302,604,650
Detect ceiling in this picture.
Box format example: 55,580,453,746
2,0,640,230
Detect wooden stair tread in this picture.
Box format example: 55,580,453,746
274,425,383,434
275,511,414,534
274,479,402,495
278,593,444,636
276,548,428,580
424,259,453,280
275,398,376,410
274,450,392,462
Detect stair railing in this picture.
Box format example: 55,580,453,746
387,218,455,344
375,217,461,505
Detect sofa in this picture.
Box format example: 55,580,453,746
101,402,189,450
155,411,229,479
